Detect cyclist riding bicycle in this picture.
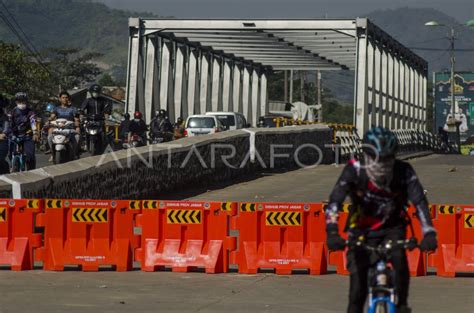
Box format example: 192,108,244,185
8,92,38,170
325,127,438,313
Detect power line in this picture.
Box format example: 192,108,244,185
0,1,44,61
408,47,474,51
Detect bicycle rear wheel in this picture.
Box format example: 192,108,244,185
374,301,388,313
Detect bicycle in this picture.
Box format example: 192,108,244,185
346,237,418,313
10,135,31,172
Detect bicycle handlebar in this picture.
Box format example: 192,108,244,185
346,237,418,253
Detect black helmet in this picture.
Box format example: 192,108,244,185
177,117,183,124
89,84,102,94
362,127,398,158
124,113,130,119
158,109,166,118
15,92,28,102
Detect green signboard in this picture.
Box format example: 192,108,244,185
471,103,474,126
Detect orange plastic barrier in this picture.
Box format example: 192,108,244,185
430,204,474,277
231,202,327,275
0,199,43,270
36,199,141,271
404,205,436,276
136,200,237,273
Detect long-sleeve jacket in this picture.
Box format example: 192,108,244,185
325,158,436,237
8,107,37,136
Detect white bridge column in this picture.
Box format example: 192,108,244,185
242,67,251,119
232,64,241,113
260,72,268,118
186,50,198,118
222,61,232,112
199,53,210,114
211,57,221,112
354,32,369,138
159,41,171,112
144,36,159,123
173,45,185,122
251,69,260,126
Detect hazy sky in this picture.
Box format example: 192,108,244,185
99,0,473,21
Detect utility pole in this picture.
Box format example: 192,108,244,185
317,70,322,122
449,27,456,131
289,70,294,103
300,71,305,102
284,70,288,102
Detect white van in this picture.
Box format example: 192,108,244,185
205,112,248,130
184,115,224,137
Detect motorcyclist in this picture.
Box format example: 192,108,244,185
80,84,112,119
0,97,10,174
325,127,437,313
80,84,112,153
48,91,80,160
128,111,147,146
8,92,38,170
119,113,131,142
149,109,173,142
173,116,185,140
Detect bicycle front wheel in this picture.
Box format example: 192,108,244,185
374,301,388,313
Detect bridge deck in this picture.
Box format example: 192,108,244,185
182,154,473,204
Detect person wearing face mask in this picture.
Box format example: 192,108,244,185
8,92,38,170
80,84,112,119
128,111,147,146
325,127,437,313
0,95,10,174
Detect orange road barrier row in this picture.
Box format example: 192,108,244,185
35,199,141,271
135,200,237,273
0,199,43,270
231,202,327,275
429,204,474,277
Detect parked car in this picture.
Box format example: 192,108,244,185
205,112,248,130
184,115,224,137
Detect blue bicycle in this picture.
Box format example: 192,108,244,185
10,135,31,172
347,238,418,313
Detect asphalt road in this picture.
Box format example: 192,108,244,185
0,271,471,313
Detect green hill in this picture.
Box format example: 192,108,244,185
0,0,157,81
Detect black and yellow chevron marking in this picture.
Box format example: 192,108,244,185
240,203,256,212
265,211,301,226
27,200,40,209
464,214,474,229
166,209,201,224
72,208,108,223
129,200,140,210
438,205,455,214
0,208,6,222
322,203,351,213
221,202,233,211
46,199,62,209
143,200,158,209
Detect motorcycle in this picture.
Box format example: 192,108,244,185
50,118,76,164
124,133,146,148
84,114,105,155
39,123,50,152
148,131,173,144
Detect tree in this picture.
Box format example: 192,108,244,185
98,73,116,86
44,48,103,90
0,41,51,103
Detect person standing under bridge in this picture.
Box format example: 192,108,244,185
325,127,438,313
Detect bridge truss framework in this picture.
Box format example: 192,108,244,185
126,18,428,136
